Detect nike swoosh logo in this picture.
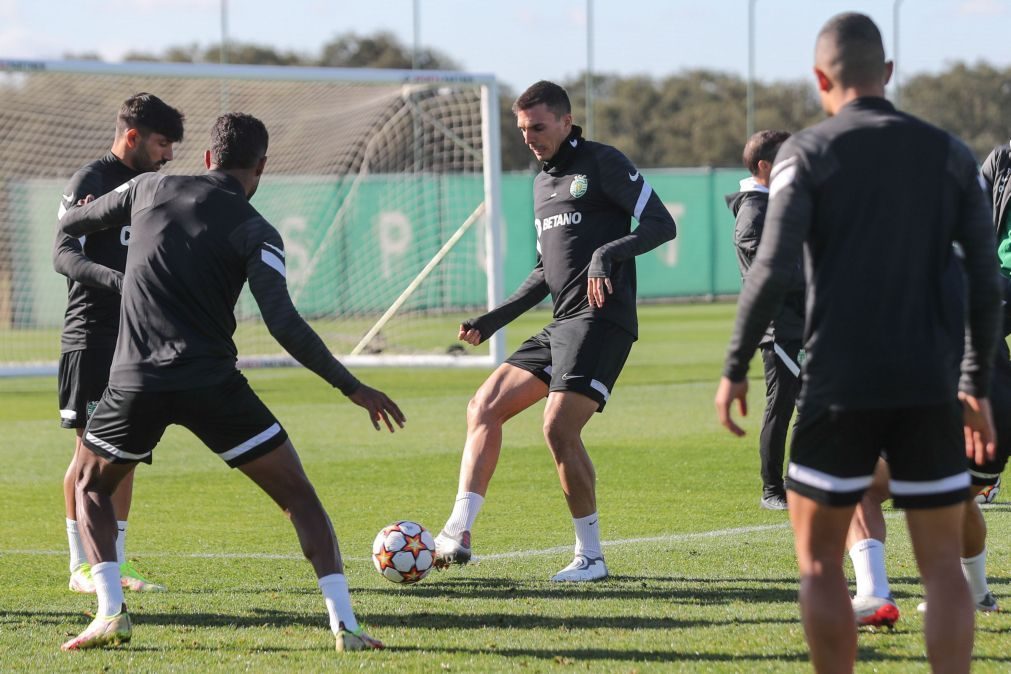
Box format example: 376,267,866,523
588,519,598,527
628,170,639,181
569,139,578,147
561,373,584,380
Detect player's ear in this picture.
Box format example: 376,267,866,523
883,60,894,87
124,128,140,149
255,156,267,177
204,150,212,170
813,67,832,93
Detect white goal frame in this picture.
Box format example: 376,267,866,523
0,59,506,375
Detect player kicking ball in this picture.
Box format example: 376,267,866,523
433,81,677,581
58,113,403,652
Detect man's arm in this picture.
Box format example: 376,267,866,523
724,147,814,383
60,178,138,237
53,232,123,293
461,262,549,345
951,139,1001,399
588,146,677,279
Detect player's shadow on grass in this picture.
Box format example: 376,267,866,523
363,575,799,604
363,611,797,631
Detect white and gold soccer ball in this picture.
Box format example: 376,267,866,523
372,520,436,584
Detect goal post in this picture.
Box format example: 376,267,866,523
0,59,505,375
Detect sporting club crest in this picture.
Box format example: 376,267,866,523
569,174,588,199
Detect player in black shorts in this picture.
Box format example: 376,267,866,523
715,13,1000,673
432,81,677,582
58,113,404,653
54,93,183,595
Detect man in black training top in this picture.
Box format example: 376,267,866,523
59,113,404,653
54,93,183,594
715,13,999,674
433,80,677,582
725,129,801,511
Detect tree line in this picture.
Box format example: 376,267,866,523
68,32,1011,171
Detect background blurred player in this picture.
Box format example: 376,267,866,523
58,113,404,652
433,80,677,582
54,93,184,594
725,129,802,510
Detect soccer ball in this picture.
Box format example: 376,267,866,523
372,520,436,584
975,476,1001,505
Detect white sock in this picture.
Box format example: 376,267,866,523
573,512,602,559
67,519,87,572
116,520,128,565
319,573,358,633
443,492,484,538
849,538,890,598
92,561,125,618
962,549,990,602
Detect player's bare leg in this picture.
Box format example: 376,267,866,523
543,391,606,582
459,365,549,495
63,450,134,651
788,491,857,674
436,365,547,566
906,503,973,674
846,460,898,627
238,440,382,651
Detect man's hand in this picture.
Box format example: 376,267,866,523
715,376,749,437
348,384,406,432
959,391,997,465
458,322,482,346
588,276,613,308
76,194,95,206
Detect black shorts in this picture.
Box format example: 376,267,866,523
787,402,969,509
58,348,115,429
505,318,635,411
82,371,288,468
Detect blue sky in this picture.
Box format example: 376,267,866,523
3,0,1010,93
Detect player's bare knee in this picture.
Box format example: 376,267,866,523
466,392,504,429
542,414,577,451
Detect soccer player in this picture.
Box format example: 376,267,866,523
433,80,677,582
715,12,1000,674
53,93,183,594
58,113,404,652
725,129,802,511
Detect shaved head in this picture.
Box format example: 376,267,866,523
815,12,887,89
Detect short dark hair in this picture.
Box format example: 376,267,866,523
816,12,887,88
210,113,269,170
743,130,791,175
116,93,184,142
512,80,571,117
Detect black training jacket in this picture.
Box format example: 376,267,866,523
53,153,141,353
59,171,360,395
724,97,1000,409
725,178,805,344
470,126,676,340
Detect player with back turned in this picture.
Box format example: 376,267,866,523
54,93,183,594
58,113,404,653
433,80,677,582
715,13,1000,673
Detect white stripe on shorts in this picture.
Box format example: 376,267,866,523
890,472,970,496
590,378,610,401
60,409,77,421
969,468,1002,480
85,432,152,461
218,423,282,463
788,462,874,493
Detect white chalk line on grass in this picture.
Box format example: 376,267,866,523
0,522,794,563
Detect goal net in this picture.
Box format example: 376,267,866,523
0,59,505,376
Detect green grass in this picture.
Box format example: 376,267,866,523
2,303,1010,672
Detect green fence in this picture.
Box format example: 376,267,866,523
9,168,747,329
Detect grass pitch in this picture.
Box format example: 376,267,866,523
2,303,1010,672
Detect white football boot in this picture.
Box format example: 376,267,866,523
550,555,608,582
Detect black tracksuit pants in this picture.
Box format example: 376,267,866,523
759,340,801,497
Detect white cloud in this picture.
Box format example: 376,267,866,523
958,0,1006,15
0,26,63,59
